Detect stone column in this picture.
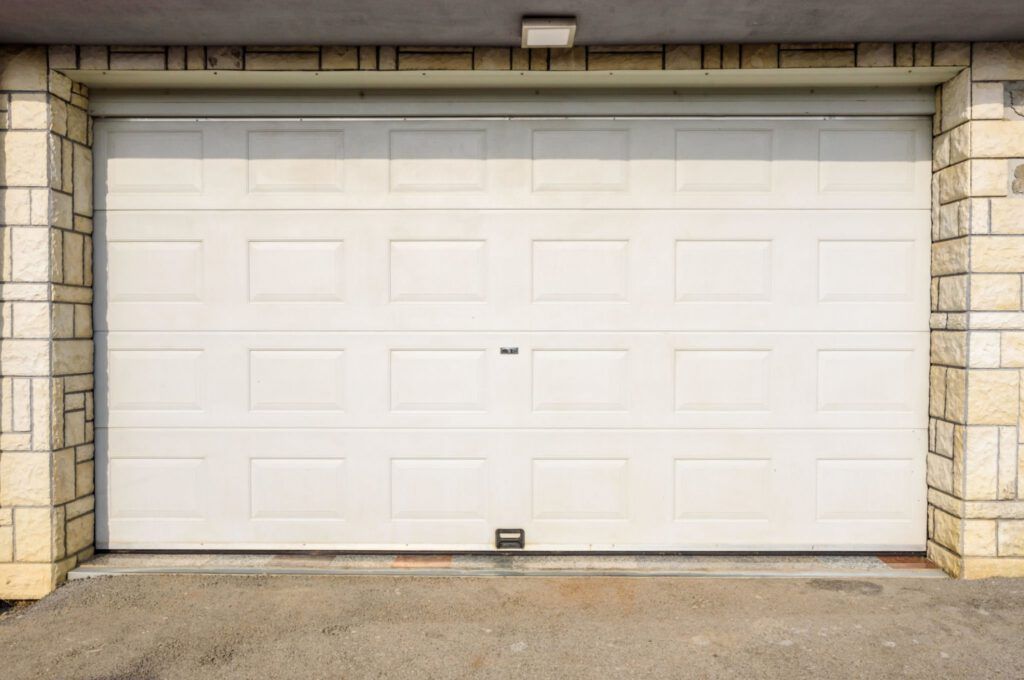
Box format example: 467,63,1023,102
0,46,95,599
928,43,1024,577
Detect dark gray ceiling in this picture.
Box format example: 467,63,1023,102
1,0,1022,45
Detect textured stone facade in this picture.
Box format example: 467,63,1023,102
928,45,1024,578
1,40,1023,597
0,46,94,599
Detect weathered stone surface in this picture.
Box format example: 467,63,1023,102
971,274,1021,310
0,563,56,600
779,49,854,68
927,453,954,493
108,52,166,70
471,47,509,70
665,45,701,70
999,521,1024,556
398,51,472,70
935,162,969,204
14,507,54,562
65,513,94,554
2,131,49,186
587,52,662,70
934,42,971,67
52,339,93,376
964,426,1000,499
245,51,319,70
931,330,967,366
941,69,971,133
0,453,51,505
972,121,1024,158
968,370,1020,425
933,508,961,551
931,237,969,275
973,236,1024,272
1,339,50,375
206,46,243,70
1000,332,1024,367
973,82,1006,120
991,200,1024,234
972,42,1024,81
855,42,893,67
964,519,998,556
548,48,585,71
938,275,967,311
0,47,47,90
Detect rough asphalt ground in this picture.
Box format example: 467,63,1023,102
2,574,1023,679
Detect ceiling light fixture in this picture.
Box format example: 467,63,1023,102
521,16,577,49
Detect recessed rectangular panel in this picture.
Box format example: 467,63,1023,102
817,459,913,520
250,350,345,411
106,131,202,193
675,350,771,411
389,240,487,302
390,350,486,412
675,130,773,191
675,240,772,301
532,240,628,302
108,350,203,411
674,459,771,520
817,350,914,412
819,130,916,192
249,241,345,302
532,130,628,191
107,241,202,302
248,131,344,192
389,130,486,191
251,458,346,519
818,240,915,302
108,458,203,519
532,459,628,520
532,350,628,412
390,459,487,520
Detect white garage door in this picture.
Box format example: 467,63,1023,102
94,108,931,550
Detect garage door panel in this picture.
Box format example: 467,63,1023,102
96,113,929,551
98,331,926,430
96,210,928,333
98,428,925,550
96,119,930,212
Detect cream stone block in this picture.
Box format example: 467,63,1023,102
973,160,1008,197
999,427,1018,499
740,44,778,68
967,370,1020,425
945,368,966,422
108,52,166,70
935,162,969,204
932,508,961,551
72,144,93,216
322,46,358,70
935,419,956,457
969,331,1002,368
12,302,51,338
931,237,969,276
66,106,87,144
855,43,893,67
52,339,93,376
964,520,998,556
0,526,12,562
665,45,702,69
9,93,48,130
76,460,95,497
927,453,954,493
205,46,243,70
245,51,319,70
65,513,94,555
973,236,1024,273
932,131,950,171
941,69,971,132
949,124,970,164
53,447,76,504
965,426,1000,499
549,48,586,71
973,83,1006,120
1,339,50,375
0,188,31,224
2,131,49,186
779,49,854,68
13,507,54,562
972,121,1024,158
399,52,473,70
0,452,51,505
0,563,57,600
930,330,966,367
971,274,1022,310
0,46,47,91
937,275,967,311
934,42,970,66
990,202,1024,236
586,52,663,70
972,43,1024,81
999,521,1024,556
52,303,74,339
929,366,947,418
166,46,185,70
1001,332,1024,367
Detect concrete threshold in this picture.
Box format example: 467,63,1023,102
70,553,946,580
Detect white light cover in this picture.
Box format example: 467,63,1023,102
521,17,577,49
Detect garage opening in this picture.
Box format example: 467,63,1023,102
93,91,931,551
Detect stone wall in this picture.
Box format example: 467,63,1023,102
1,40,1024,597
0,46,94,599
929,44,1024,577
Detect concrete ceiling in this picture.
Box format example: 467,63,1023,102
1,0,1023,45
